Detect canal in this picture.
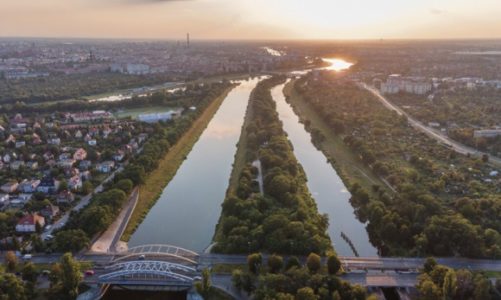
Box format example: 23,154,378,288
128,77,263,252
271,81,378,257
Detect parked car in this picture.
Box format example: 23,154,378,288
85,270,95,276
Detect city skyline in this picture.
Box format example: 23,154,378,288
1,0,501,40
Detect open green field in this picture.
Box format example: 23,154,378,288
120,85,235,242
283,81,392,197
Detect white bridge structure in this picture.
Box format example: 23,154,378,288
98,244,201,287
113,244,200,264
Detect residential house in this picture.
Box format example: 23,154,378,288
0,194,9,205
36,177,60,194
57,190,75,204
79,160,92,170
1,181,18,193
43,152,54,161
48,138,61,145
15,141,26,148
96,161,115,173
88,139,97,146
26,161,39,170
10,161,25,170
73,148,87,161
40,204,60,219
19,179,41,193
113,150,125,162
15,214,45,233
58,159,76,169
68,175,82,191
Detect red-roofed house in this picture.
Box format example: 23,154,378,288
15,214,45,233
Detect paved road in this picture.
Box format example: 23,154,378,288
361,83,501,168
41,166,124,241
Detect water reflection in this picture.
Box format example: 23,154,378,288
322,58,354,71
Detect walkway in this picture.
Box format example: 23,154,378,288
90,188,139,253
251,159,264,195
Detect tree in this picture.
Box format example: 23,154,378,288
54,229,90,252
82,181,93,194
306,253,321,274
114,179,133,194
4,250,18,272
481,154,489,163
296,287,317,300
442,269,457,300
247,253,262,275
285,256,301,270
22,262,38,283
0,273,27,300
418,277,442,300
195,268,211,298
473,274,491,300
327,254,341,275
59,253,83,299
267,254,284,274
423,257,437,274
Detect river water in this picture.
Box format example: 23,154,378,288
128,77,263,252
271,83,378,257
129,58,378,256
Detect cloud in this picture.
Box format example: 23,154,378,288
430,8,446,15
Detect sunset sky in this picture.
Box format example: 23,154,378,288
1,0,501,40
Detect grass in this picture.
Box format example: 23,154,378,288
283,81,392,197
120,85,236,242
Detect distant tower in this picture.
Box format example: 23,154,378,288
187,33,190,48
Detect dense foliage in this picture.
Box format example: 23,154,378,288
294,73,501,258
214,76,332,255
416,257,500,300
232,253,369,300
0,72,179,105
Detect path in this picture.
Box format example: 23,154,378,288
90,188,139,253
251,159,264,195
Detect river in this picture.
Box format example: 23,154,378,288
129,58,377,256
271,82,378,257
128,77,263,252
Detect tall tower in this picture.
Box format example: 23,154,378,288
187,33,190,48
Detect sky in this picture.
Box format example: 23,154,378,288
1,0,501,40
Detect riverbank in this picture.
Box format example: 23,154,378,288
283,80,392,197
120,84,237,242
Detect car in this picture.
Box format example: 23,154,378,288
22,254,32,260
42,270,51,276
138,254,146,260
44,225,52,232
84,270,95,276
46,234,54,240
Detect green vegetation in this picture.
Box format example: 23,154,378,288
120,83,235,241
388,87,501,156
293,73,501,258
213,76,331,255
0,72,177,105
1,251,87,300
232,253,368,300
416,257,500,300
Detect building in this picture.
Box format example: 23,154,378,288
68,175,82,191
473,129,501,138
36,177,60,194
15,214,45,233
1,181,18,193
73,148,87,161
19,179,41,193
40,204,60,219
96,161,115,173
381,74,432,95
138,109,182,123
57,190,75,204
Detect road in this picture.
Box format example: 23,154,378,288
41,165,124,241
361,83,501,167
